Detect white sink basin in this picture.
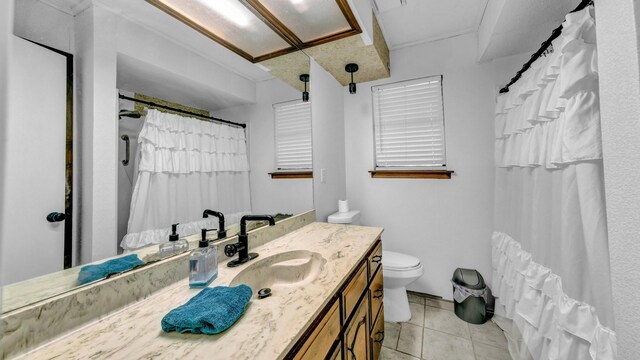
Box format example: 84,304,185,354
229,250,326,297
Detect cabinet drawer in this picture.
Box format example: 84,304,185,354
367,241,382,281
344,297,370,360
370,304,385,360
294,301,340,360
369,267,384,330
342,262,367,322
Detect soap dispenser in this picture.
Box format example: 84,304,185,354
189,229,218,288
159,223,189,259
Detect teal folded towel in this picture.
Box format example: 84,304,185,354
161,285,253,335
78,254,145,285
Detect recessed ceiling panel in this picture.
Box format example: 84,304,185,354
258,0,353,43
149,0,292,59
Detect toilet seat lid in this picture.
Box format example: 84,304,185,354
382,250,421,270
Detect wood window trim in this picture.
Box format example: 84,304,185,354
368,170,454,179
269,171,313,179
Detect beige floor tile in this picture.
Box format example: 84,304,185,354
469,321,508,349
424,306,470,339
396,323,423,358
422,328,475,360
407,302,425,326
474,342,511,360
380,346,420,360
383,321,401,349
407,292,426,305
425,298,454,311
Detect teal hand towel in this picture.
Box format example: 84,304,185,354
161,285,253,335
78,254,145,285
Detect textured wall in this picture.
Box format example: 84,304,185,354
595,0,640,357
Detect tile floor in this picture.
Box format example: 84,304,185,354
380,292,511,360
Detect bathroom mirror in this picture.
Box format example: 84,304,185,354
1,0,313,314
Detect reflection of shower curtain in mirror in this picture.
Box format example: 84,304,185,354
121,109,251,250
118,115,144,251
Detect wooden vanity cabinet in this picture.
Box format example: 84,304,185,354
286,239,383,360
344,296,370,360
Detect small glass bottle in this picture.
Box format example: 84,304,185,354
189,229,218,288
159,223,188,259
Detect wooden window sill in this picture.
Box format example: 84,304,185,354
269,171,313,179
368,170,454,179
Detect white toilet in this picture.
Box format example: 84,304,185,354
327,210,424,323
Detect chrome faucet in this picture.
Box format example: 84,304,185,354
202,209,227,239
224,215,275,267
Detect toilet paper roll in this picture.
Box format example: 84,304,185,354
338,200,349,213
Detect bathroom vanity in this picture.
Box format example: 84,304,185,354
8,221,384,360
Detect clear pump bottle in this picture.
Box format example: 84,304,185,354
159,223,189,259
189,229,218,288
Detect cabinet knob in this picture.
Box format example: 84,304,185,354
372,255,382,263
373,288,384,299
374,330,385,343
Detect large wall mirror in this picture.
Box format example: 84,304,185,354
2,0,313,313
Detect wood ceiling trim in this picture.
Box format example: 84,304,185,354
335,0,363,33
241,0,304,47
301,29,361,49
145,0,256,62
147,0,364,63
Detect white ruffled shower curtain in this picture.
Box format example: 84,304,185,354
492,6,616,360
120,109,251,250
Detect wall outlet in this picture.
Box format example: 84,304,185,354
320,168,326,183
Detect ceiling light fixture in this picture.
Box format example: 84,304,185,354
201,0,250,27
345,63,359,94
300,74,310,102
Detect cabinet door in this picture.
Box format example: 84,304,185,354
344,297,369,360
328,341,342,360
294,301,340,360
370,305,385,360
369,267,384,331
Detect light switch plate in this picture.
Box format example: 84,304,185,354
320,168,326,183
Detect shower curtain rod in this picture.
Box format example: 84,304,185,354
499,0,594,94
118,94,246,128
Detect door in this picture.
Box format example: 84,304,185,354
1,36,68,284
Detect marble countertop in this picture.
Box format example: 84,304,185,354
17,222,383,360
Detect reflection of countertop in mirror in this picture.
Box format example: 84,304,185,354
2,215,293,314
15,222,383,360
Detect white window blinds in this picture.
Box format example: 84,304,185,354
372,76,446,168
274,100,312,170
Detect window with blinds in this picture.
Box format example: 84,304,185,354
274,100,312,170
372,76,446,169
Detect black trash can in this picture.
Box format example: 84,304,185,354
451,268,487,324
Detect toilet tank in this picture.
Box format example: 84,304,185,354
327,210,361,225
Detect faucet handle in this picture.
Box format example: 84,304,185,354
224,243,238,257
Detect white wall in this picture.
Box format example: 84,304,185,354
13,0,75,54
0,0,14,314
72,3,259,263
344,33,526,298
595,0,640,357
216,78,314,216
74,4,119,262
310,59,347,221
